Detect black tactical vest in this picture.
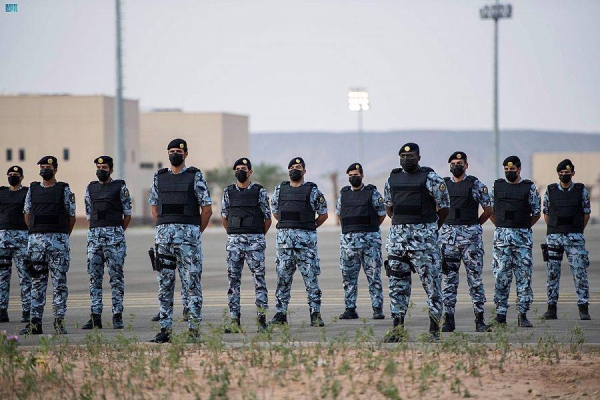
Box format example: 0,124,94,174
29,182,70,234
276,182,316,231
340,184,379,234
226,183,265,234
0,186,28,230
546,183,585,235
88,180,125,228
389,167,437,225
444,176,480,225
493,179,533,229
156,168,201,226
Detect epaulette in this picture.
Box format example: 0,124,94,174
157,168,169,175
391,168,402,174
419,166,434,173
187,167,200,174
341,186,351,192
521,179,533,184
574,183,585,190
464,175,477,183
0,186,8,191
56,181,69,188
305,181,317,188
494,178,504,183
364,184,376,190
113,179,125,185
547,183,558,191
251,183,263,190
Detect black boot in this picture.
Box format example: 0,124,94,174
474,312,491,332
113,313,124,329
0,309,8,323
257,313,268,332
383,315,405,343
82,313,102,330
373,307,385,320
310,312,325,327
269,312,288,325
224,315,242,333
542,304,557,320
19,317,43,335
339,308,359,320
150,328,171,343
54,318,68,334
429,316,441,341
21,310,30,323
183,307,190,321
151,312,160,322
441,312,455,333
518,313,533,328
578,304,591,320
494,313,506,325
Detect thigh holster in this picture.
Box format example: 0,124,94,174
156,251,177,271
385,254,413,279
541,243,563,262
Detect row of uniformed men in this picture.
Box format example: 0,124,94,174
0,139,591,342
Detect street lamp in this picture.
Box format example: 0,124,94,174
480,1,512,177
348,88,370,162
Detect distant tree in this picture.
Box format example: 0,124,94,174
204,166,232,199
251,162,288,192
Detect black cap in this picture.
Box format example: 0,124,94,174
288,157,305,169
556,159,574,172
94,155,114,169
502,155,521,168
448,151,467,163
346,163,364,174
167,138,188,151
399,142,419,155
7,165,23,176
37,156,58,168
233,157,252,170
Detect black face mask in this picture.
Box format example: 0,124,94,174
40,168,54,181
450,165,465,178
349,176,362,188
559,174,572,184
235,170,248,183
8,176,21,187
96,169,110,182
505,171,518,182
289,169,303,182
400,159,418,173
169,153,184,167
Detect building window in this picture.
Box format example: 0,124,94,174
19,149,25,161
6,149,12,162
139,162,154,169
63,148,69,161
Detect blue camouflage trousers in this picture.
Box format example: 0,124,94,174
545,235,589,306
87,230,126,315
28,235,70,320
492,245,533,315
441,242,486,315
275,246,322,313
156,268,189,311
388,250,443,320
0,232,31,313
226,235,268,318
157,242,202,329
340,241,384,310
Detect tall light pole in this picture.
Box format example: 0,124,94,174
480,1,512,177
348,88,370,162
115,0,125,179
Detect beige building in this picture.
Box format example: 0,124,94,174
0,94,248,223
532,152,600,220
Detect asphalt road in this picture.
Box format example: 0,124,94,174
4,224,600,345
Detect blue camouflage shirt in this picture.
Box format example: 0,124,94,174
221,181,271,240
543,180,591,244
335,184,386,248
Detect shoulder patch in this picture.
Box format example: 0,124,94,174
439,183,447,192
123,188,130,197
482,186,488,194
318,195,325,203
69,192,75,203
378,196,384,203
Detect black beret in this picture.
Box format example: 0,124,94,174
448,151,467,163
346,163,364,174
94,155,114,168
7,165,23,176
37,156,58,168
233,157,252,170
167,138,188,151
288,157,305,169
556,159,574,172
502,155,521,168
399,142,419,155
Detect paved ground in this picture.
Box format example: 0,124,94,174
3,223,600,345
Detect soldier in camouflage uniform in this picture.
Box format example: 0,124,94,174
335,163,386,320
270,157,328,327
0,166,31,324
383,143,450,342
541,159,591,321
81,156,132,330
148,139,212,343
439,151,493,333
20,156,76,335
490,155,541,327
221,158,271,332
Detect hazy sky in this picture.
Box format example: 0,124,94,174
2,0,599,133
